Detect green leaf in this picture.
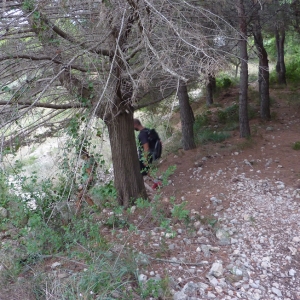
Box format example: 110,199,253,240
1,86,11,92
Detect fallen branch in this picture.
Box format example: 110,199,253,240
149,256,209,266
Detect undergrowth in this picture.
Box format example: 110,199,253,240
292,141,300,150
0,162,181,299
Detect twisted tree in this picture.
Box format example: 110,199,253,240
0,0,230,206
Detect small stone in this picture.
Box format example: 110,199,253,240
253,293,261,300
288,246,297,255
197,229,203,236
168,244,175,250
198,282,209,290
207,291,216,298
271,287,282,297
138,274,147,283
289,269,296,276
206,275,219,286
165,232,174,238
209,261,223,278
162,197,169,203
215,286,223,294
51,262,62,269
201,245,210,257
243,214,251,221
194,221,201,229
231,266,243,276
261,257,271,269
210,197,222,204
209,246,220,252
173,291,186,300
225,274,243,284
216,205,223,212
216,229,229,241
130,206,136,213
0,207,8,219
292,236,300,243
57,272,69,279
261,261,270,269
230,238,238,244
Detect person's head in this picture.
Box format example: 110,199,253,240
133,118,143,131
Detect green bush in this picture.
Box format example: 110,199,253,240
270,57,300,86
217,110,228,124
0,171,9,207
216,103,256,125
292,141,300,150
196,129,231,144
216,104,239,124
216,76,232,89
194,112,211,132
224,103,239,122
90,181,117,208
286,58,300,84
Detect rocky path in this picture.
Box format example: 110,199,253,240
118,164,300,300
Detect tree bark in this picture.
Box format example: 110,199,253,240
275,27,287,85
236,0,250,138
253,13,271,120
206,75,216,106
177,81,196,150
106,105,147,208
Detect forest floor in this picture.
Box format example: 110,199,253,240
1,85,300,300
100,86,300,299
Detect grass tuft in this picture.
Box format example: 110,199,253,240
196,129,231,145
292,141,300,150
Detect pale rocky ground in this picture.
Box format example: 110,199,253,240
105,156,300,299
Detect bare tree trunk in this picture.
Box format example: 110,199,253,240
206,75,216,106
106,105,147,207
235,62,240,78
275,27,287,85
253,14,271,120
236,0,250,138
177,80,196,150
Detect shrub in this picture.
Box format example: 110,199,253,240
217,103,256,125
216,76,232,89
90,181,118,208
286,58,300,84
217,110,228,124
270,58,300,86
194,112,211,132
196,129,231,145
225,103,239,122
292,141,300,150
